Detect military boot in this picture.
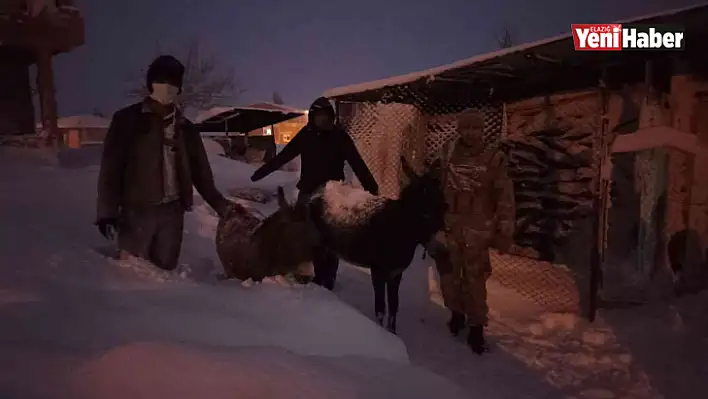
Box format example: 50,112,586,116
447,311,466,336
467,325,488,354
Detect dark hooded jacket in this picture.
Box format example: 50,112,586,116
251,97,378,195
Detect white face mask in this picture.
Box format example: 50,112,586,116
150,83,179,105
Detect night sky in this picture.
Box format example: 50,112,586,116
53,0,693,116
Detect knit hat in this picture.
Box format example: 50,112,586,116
146,55,184,93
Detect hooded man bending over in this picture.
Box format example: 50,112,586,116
96,55,232,271
250,97,378,290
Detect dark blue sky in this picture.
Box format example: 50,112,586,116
53,0,692,116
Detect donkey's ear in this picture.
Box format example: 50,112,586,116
401,156,418,180
276,186,289,209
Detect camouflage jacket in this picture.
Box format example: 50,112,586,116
440,140,515,250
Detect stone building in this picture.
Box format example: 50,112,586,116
0,0,84,144
322,4,708,314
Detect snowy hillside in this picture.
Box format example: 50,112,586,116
0,148,473,399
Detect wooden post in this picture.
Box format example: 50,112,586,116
672,58,695,234
35,46,59,148
588,66,610,322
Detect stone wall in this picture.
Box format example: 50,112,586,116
503,91,600,265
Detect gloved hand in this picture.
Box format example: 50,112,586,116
425,238,445,258
250,169,266,182
216,200,239,219
494,236,514,254
96,218,118,240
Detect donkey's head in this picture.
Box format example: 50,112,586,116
276,186,309,222
265,186,320,278
399,156,447,243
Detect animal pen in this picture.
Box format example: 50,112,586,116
324,4,708,319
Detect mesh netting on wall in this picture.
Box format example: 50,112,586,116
338,97,505,199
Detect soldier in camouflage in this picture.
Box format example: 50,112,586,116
433,108,515,354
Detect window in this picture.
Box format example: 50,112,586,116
263,127,272,136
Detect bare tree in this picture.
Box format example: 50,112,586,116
495,25,515,49
125,38,246,111
272,91,284,105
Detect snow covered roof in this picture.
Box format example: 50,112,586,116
194,105,305,133
247,102,308,114
324,2,708,100
195,105,304,124
37,115,110,129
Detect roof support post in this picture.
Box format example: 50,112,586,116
588,64,610,322
36,45,60,148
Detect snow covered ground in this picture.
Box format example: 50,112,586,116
1,143,706,398
0,146,472,398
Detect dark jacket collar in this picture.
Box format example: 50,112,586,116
141,97,192,127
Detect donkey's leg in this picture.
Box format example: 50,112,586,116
370,268,387,325
385,273,403,334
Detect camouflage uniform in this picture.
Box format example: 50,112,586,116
439,140,515,326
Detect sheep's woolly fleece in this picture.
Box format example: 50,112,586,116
316,181,387,227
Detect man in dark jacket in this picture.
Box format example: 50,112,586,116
250,97,378,289
96,55,231,271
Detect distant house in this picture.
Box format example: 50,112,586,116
247,102,308,144
37,115,110,148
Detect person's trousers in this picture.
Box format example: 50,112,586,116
297,189,339,290
438,226,492,326
117,201,185,271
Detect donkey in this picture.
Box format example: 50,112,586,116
215,187,320,282
305,156,446,333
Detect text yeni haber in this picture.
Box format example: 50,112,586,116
571,24,685,51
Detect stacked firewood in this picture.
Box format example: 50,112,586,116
501,128,595,261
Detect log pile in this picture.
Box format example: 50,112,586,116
502,128,595,261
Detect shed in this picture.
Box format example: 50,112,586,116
195,105,304,163
246,102,308,144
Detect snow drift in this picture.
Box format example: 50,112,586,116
0,149,473,398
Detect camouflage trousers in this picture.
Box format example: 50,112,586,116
438,226,492,326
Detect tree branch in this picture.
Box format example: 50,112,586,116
495,24,516,49
124,38,246,111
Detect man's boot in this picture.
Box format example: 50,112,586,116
467,325,488,354
447,311,466,336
